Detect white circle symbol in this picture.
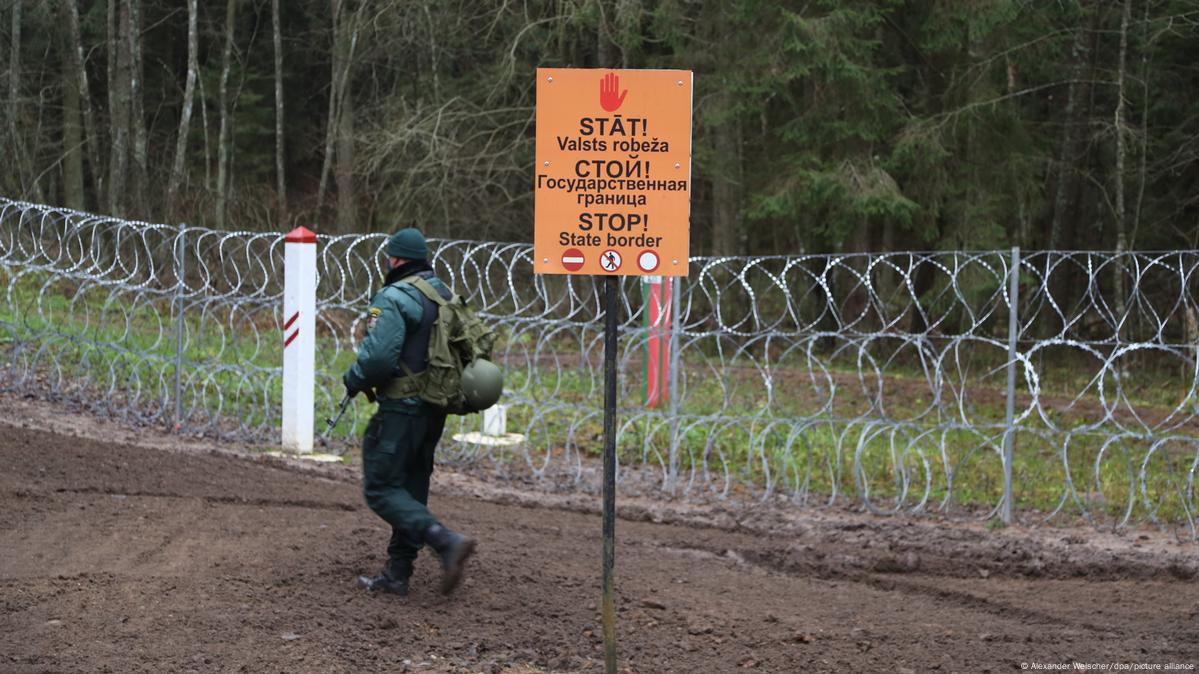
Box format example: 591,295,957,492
637,250,660,273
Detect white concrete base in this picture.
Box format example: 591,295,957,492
450,431,526,447
482,404,508,435
267,451,343,463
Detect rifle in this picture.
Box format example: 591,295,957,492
318,394,351,451
318,389,376,452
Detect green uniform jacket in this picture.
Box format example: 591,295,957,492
343,275,450,413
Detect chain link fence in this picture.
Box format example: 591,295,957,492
2,198,1197,533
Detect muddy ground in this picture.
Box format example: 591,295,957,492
1,398,1197,673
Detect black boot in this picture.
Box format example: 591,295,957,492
357,558,413,596
423,523,476,595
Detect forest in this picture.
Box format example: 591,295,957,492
1,0,1197,255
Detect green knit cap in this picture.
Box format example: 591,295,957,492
386,227,428,260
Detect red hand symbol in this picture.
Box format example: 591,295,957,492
599,73,627,112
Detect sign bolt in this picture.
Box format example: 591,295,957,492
543,161,550,167
547,76,554,82
543,258,549,264
674,162,681,169
673,259,679,265
677,80,683,86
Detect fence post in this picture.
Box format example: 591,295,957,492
1002,246,1021,524
667,274,682,494
281,226,317,452
172,222,187,430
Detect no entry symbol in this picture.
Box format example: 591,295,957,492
562,248,585,272
600,250,622,272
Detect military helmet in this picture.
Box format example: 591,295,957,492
460,358,503,411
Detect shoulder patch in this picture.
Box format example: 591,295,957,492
367,306,382,330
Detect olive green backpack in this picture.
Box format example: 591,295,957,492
388,276,500,414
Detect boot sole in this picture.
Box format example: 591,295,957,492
440,538,476,595
357,575,409,597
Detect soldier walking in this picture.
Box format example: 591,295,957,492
343,228,476,596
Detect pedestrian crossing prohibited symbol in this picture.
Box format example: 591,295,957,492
600,250,622,272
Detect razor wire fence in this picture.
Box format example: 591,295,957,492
2,197,1198,534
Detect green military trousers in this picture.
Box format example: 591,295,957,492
361,406,448,565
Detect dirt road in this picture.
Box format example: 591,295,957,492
1,411,1197,673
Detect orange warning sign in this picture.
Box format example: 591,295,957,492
534,68,693,277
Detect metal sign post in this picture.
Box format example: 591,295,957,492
601,275,619,673
533,67,693,674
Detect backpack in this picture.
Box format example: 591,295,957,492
386,275,498,414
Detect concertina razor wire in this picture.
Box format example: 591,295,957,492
1,198,1197,534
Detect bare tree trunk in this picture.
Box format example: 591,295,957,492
215,0,238,229
62,33,85,210
1014,51,1029,247
198,60,211,192
318,0,341,215
6,0,37,198
106,0,115,127
879,216,898,304
336,83,355,230
167,0,198,214
272,0,287,223
1114,0,1130,255
1131,0,1150,250
594,0,614,67
128,0,148,217
107,0,132,215
615,0,640,68
6,0,21,176
1048,17,1089,250
1113,0,1131,354
711,99,741,256
63,0,102,201
317,0,358,220
106,0,116,206
1042,5,1104,339
422,2,440,100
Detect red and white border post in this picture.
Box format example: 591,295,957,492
282,226,317,452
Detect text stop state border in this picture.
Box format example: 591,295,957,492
534,68,693,277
